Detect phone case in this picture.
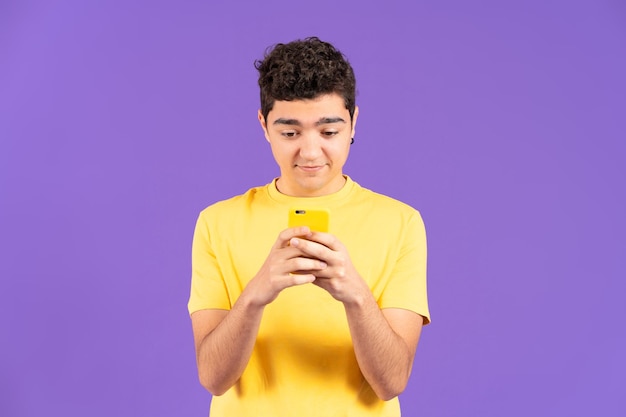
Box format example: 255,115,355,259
288,208,329,232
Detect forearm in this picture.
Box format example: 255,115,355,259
196,295,264,396
194,228,326,395
344,294,416,400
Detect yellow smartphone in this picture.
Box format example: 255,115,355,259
288,208,329,233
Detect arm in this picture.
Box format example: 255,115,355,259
289,234,424,400
191,302,262,396
344,300,423,400
191,227,326,395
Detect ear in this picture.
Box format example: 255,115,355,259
258,110,270,142
351,105,359,138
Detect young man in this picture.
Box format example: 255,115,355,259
188,37,430,416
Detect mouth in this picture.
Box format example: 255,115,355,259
296,164,325,173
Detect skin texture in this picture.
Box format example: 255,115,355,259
259,93,356,197
191,93,424,400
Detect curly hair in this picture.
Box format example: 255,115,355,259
255,37,356,122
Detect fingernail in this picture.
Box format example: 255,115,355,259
319,261,327,268
291,238,299,246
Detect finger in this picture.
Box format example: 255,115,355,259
274,226,312,249
289,237,331,261
287,272,316,285
280,245,307,260
295,231,342,251
286,256,327,273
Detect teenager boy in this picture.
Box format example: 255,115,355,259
188,37,430,417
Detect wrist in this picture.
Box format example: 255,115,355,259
236,288,268,314
342,285,374,310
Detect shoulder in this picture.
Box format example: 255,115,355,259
198,184,269,220
351,181,421,218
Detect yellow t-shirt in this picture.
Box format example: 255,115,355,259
188,177,430,417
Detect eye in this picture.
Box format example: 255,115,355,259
322,130,339,137
281,130,299,138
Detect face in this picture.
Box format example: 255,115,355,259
259,93,358,197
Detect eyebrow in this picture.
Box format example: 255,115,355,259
273,117,347,126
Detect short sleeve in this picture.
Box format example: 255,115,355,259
378,211,430,324
187,210,231,315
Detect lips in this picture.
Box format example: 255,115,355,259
296,165,325,172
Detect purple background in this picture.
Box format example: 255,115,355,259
1,1,625,416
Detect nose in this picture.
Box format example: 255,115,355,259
298,133,323,161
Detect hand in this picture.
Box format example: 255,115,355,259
289,232,370,305
243,227,328,307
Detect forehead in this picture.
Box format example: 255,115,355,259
267,93,349,124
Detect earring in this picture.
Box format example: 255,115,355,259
350,137,354,144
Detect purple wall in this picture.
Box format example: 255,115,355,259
1,1,624,415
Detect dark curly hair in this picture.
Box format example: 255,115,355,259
255,37,356,122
